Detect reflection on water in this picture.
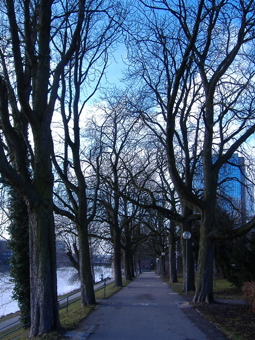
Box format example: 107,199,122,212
0,266,112,317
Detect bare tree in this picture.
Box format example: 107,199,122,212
125,0,255,303
92,91,148,286
51,0,124,306
0,0,87,336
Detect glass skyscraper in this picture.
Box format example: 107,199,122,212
194,154,254,221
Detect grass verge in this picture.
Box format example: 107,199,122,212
168,277,243,299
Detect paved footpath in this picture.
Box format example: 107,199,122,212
68,272,227,340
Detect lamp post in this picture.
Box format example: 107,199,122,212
182,231,191,295
161,252,165,277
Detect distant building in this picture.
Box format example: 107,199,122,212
218,154,254,220
0,240,12,265
92,254,112,267
194,154,254,220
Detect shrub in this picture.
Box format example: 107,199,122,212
242,282,255,312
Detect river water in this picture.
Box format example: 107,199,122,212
0,266,112,317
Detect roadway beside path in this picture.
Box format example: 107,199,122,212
68,272,227,340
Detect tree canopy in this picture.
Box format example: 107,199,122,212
1,1,255,337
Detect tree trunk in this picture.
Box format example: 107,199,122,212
130,254,135,278
114,229,122,287
124,248,132,280
124,247,134,281
28,202,59,337
28,122,60,337
193,127,218,303
78,226,95,305
168,221,178,283
138,259,141,274
113,184,122,286
124,226,133,281
193,210,215,303
162,255,165,278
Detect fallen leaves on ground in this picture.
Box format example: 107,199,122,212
196,304,255,340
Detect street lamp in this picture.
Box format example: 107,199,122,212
182,231,191,295
161,252,165,278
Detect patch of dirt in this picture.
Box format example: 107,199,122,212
196,303,255,340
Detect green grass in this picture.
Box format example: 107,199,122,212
167,277,195,298
212,278,243,300
168,277,243,300
0,279,131,339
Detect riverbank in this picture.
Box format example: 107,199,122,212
0,266,112,317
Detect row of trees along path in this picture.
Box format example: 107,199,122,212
1,0,255,337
